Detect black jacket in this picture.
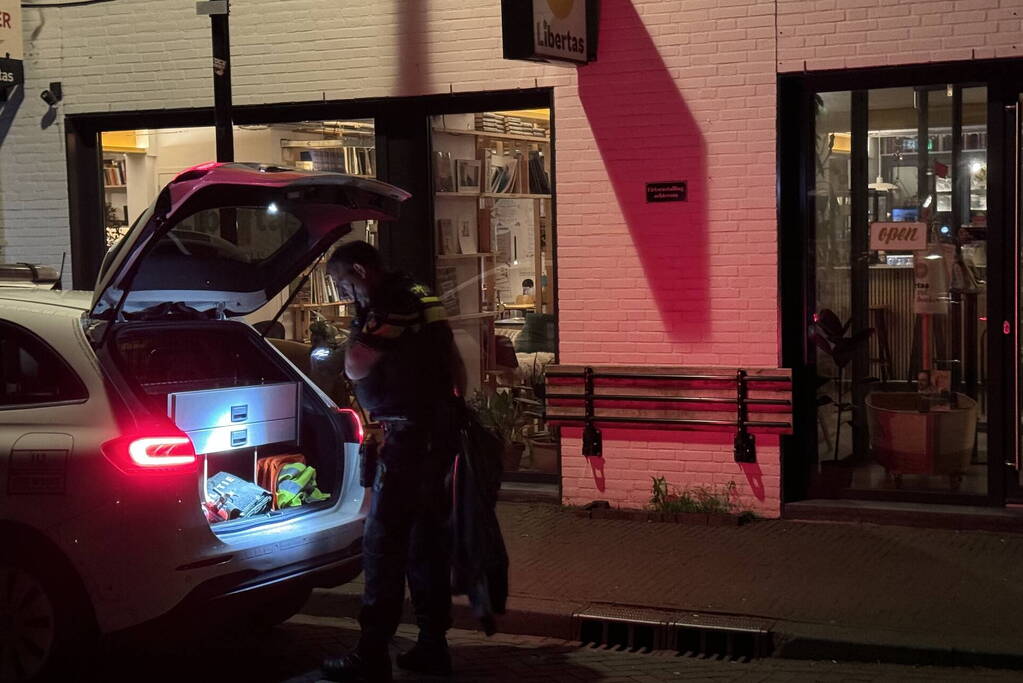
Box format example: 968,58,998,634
449,406,509,635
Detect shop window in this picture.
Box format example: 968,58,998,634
430,108,557,478
811,86,988,496
0,322,88,407
98,120,377,342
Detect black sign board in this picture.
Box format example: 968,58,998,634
646,181,687,203
0,57,22,88
502,0,600,66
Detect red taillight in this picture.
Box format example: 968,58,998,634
337,408,364,445
102,431,197,475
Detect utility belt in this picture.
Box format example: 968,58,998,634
360,408,457,487
358,416,413,488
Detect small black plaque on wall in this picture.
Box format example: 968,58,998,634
646,181,687,203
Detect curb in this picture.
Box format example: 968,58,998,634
304,587,1023,671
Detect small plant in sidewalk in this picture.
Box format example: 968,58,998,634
649,476,740,515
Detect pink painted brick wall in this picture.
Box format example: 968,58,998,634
13,0,1022,517
777,0,1023,71
553,0,782,517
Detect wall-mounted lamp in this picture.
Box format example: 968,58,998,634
40,82,62,107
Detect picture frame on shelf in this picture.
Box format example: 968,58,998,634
434,151,455,192
456,159,482,193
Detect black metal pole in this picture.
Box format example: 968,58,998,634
850,89,870,459
211,3,233,162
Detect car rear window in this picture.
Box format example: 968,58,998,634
167,207,303,263
0,321,88,407
126,207,308,297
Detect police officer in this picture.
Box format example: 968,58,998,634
322,241,465,682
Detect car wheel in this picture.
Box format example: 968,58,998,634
0,551,93,683
247,585,313,631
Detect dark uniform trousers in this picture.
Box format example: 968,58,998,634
358,418,455,657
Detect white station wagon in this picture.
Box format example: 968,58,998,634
0,163,409,682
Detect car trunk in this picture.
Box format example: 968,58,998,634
108,321,348,532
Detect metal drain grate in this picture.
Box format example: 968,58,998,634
669,612,773,661
575,605,670,653
574,605,773,661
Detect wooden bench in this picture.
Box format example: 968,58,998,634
542,365,793,462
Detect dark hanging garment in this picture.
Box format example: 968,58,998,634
449,406,508,635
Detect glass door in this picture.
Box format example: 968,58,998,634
809,84,991,500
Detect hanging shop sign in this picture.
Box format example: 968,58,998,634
0,0,23,88
502,0,599,66
870,221,926,251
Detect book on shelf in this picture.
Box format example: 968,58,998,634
436,266,461,316
287,143,375,176
477,207,492,253
488,156,521,194
438,218,458,255
434,151,455,192
302,266,346,305
528,150,551,195
103,160,126,186
516,153,529,194
457,217,478,255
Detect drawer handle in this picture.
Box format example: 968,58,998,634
231,405,248,422
230,429,248,447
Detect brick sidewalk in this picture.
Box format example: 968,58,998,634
88,612,1023,681
309,502,1023,668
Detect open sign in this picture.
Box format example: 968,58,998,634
870,222,927,251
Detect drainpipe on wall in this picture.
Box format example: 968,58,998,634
197,0,234,163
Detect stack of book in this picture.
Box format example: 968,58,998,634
476,112,506,134
473,113,548,138
505,117,534,137
103,160,126,186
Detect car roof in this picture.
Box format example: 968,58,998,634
0,288,92,321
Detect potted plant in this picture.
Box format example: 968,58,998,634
809,309,875,494
810,308,874,462
468,389,526,472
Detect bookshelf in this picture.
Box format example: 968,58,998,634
436,192,552,200
102,153,130,247
287,261,354,342
279,121,377,176
430,110,554,397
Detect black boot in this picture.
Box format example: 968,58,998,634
395,641,452,676
321,651,393,682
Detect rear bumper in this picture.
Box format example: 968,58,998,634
111,540,362,640
182,538,363,602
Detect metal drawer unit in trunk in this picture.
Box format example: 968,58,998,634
168,382,300,455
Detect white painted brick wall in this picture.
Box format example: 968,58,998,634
777,0,1022,71
1,0,1020,514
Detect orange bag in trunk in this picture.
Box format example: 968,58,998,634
257,454,306,509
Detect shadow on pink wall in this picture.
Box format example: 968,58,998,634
565,427,775,502
578,0,709,343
